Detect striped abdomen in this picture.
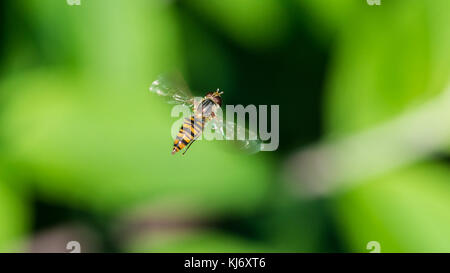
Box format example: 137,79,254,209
172,116,204,155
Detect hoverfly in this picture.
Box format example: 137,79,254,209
149,73,262,155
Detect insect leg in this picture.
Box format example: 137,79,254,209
182,139,196,155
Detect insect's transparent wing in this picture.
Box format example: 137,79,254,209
210,115,263,154
149,73,194,108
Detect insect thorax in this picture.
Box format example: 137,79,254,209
195,98,218,119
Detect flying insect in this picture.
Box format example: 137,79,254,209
149,74,262,155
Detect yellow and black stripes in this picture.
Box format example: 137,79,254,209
172,116,204,154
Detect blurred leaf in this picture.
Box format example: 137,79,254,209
324,0,449,137
20,0,182,87
293,0,358,44
334,162,450,252
320,0,450,252
186,0,288,49
0,179,28,251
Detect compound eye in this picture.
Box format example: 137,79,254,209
214,96,222,107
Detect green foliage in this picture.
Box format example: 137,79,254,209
0,179,28,251
323,0,450,252
187,0,288,49
334,163,450,252
324,0,449,137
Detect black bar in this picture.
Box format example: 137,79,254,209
0,253,448,272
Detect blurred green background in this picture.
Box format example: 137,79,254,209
0,0,449,252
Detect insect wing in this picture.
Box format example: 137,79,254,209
210,115,263,154
149,73,194,108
